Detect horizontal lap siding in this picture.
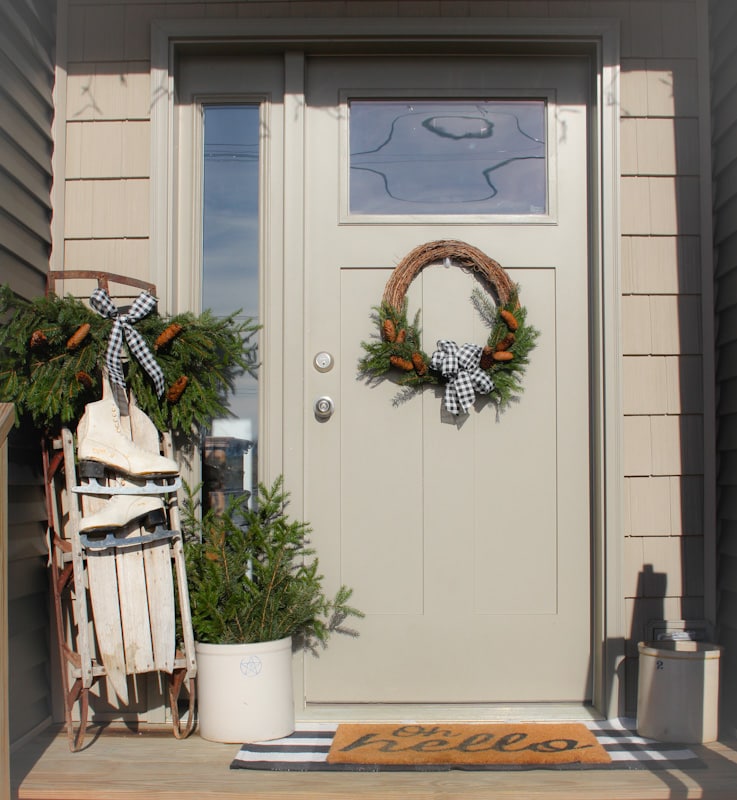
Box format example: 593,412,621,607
712,0,737,737
1,0,56,745
0,0,54,297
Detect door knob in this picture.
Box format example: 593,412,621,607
314,396,335,420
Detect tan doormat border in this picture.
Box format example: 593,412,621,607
327,723,611,767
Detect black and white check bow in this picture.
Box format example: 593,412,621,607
89,288,165,397
430,339,494,415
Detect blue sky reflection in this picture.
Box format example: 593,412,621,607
350,100,546,214
202,105,260,457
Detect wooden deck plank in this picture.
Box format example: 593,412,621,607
10,726,737,800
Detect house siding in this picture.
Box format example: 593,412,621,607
0,0,55,298
0,0,56,745
54,0,712,718
711,0,737,737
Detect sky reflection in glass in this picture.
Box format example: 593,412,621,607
202,105,260,504
350,100,546,215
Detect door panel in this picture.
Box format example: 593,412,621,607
304,55,592,703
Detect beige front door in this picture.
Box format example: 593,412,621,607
302,55,593,705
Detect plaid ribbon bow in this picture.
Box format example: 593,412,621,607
89,288,165,397
430,339,494,415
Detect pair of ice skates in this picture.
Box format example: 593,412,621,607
74,397,180,539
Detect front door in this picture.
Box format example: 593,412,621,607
302,54,593,705
177,49,594,709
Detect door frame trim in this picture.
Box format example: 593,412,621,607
151,16,624,719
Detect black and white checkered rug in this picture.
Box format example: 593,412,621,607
231,719,705,772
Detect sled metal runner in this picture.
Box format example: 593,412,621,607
41,271,196,752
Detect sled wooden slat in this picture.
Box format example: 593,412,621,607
78,400,130,705
131,400,176,674
142,541,176,673
86,548,129,704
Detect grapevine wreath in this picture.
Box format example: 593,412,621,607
358,240,539,415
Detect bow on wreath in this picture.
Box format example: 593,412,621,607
430,340,494,415
89,288,166,397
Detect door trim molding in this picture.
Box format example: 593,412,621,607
150,16,624,718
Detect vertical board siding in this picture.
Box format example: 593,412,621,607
1,0,56,746
6,436,50,746
712,0,737,737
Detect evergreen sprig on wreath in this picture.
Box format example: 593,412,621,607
0,284,259,439
358,240,540,412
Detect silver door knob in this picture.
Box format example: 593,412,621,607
314,396,335,419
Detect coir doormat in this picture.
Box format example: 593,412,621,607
327,723,610,767
231,719,705,772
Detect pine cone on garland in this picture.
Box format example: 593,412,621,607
75,371,93,389
29,329,48,350
155,322,183,350
66,323,90,350
166,375,189,403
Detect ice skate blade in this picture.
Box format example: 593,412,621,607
80,506,167,533
80,526,180,552
73,477,182,496
78,458,178,480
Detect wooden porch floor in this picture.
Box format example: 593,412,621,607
10,724,737,800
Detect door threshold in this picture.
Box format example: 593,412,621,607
298,703,606,724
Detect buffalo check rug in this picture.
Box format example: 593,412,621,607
231,719,705,772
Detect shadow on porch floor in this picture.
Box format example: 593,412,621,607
10,723,737,800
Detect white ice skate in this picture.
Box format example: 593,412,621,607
79,494,166,532
76,398,179,478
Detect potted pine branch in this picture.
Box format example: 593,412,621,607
182,477,362,743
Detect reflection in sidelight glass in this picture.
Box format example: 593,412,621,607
349,99,546,215
201,104,260,511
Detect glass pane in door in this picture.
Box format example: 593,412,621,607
201,104,260,511
349,99,546,215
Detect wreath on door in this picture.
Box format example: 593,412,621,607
358,240,539,415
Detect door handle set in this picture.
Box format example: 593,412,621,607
313,352,335,419
314,396,335,420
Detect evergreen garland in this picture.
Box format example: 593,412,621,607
0,284,258,439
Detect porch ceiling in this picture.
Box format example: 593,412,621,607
10,725,737,800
